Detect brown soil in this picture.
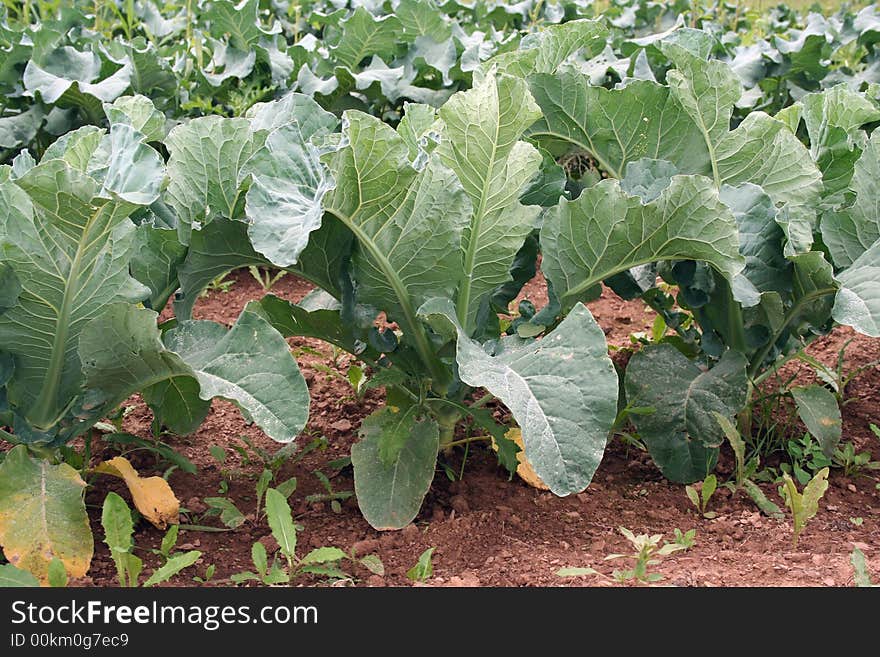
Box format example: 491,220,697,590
11,269,880,587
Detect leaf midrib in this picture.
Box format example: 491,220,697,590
29,202,109,428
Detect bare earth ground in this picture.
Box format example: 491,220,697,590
15,269,880,587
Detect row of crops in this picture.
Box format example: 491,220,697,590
1,0,879,583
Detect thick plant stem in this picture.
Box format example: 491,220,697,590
737,384,754,441
436,406,461,453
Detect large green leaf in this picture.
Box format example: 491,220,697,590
164,116,262,242
0,106,45,150
527,74,708,179
163,310,309,443
331,8,401,70
248,294,385,364
541,174,744,307
173,215,352,319
77,304,206,435
396,0,452,41
242,98,337,267
0,446,93,584
720,183,790,302
715,111,823,208
833,240,880,337
662,44,742,188
99,123,165,205
420,298,618,495
800,85,880,200
130,224,188,311
791,384,842,457
0,563,40,587
0,162,146,436
79,303,308,442
323,110,470,381
822,131,880,268
23,46,130,114
205,0,274,50
103,94,166,143
624,345,748,483
483,19,608,79
351,406,440,530
437,72,542,333
664,42,822,207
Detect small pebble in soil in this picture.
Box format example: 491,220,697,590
366,575,385,587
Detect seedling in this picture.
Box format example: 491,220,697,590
247,265,287,291
230,488,381,585
784,432,832,485
780,467,829,548
605,527,692,584
306,469,353,513
850,517,864,527
685,474,718,518
797,340,880,405
192,565,216,584
851,548,876,587
832,442,880,479
101,493,201,587
406,548,436,583
712,414,784,518
672,528,697,548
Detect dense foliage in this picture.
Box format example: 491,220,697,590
1,1,878,581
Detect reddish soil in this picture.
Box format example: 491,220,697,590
8,269,880,587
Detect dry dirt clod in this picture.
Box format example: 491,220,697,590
331,419,353,433
259,534,280,554
351,538,379,556
450,495,470,514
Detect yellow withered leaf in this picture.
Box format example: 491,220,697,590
0,446,93,585
95,457,180,529
492,428,550,491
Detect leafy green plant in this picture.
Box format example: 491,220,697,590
0,102,311,578
780,467,829,548
231,488,382,585
832,442,880,479
784,433,833,485
2,4,879,554
101,492,201,587
604,527,693,584
685,474,718,519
